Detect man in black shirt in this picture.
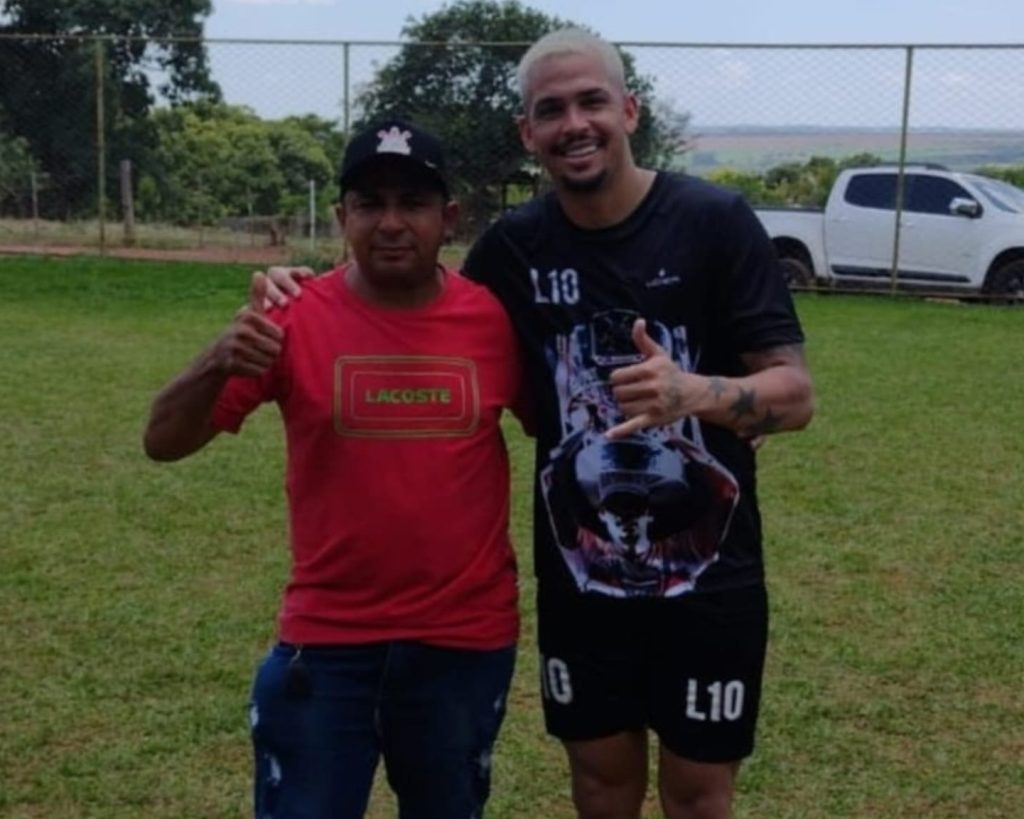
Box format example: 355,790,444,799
461,27,814,819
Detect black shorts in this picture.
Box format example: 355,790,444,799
536,583,768,763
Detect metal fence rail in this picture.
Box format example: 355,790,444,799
2,34,1023,284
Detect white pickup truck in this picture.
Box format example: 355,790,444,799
755,166,1024,297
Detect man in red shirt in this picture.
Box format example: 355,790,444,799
144,120,528,819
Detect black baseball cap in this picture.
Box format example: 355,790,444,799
339,119,449,198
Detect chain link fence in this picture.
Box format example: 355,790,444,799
2,35,1024,275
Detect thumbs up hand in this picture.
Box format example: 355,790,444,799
605,319,699,440
211,271,285,378
628,317,665,359
249,270,269,314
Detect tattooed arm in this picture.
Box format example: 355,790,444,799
716,343,813,439
606,320,813,440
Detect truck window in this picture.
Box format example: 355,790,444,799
905,175,972,216
844,174,897,210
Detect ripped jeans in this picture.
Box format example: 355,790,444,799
249,641,515,819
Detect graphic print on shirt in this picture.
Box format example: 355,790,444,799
334,355,480,438
540,309,740,598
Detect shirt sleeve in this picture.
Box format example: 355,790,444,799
503,315,536,438
461,231,492,286
210,372,273,434
463,251,536,437
714,194,806,354
209,310,288,433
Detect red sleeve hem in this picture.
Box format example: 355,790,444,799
210,401,245,434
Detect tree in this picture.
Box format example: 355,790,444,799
138,104,336,226
356,0,686,235
706,168,777,206
0,124,37,216
0,0,219,217
709,152,886,208
269,116,343,216
761,156,846,207
837,152,883,172
974,164,1024,189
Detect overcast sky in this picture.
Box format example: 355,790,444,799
206,0,1024,44
197,1,1024,129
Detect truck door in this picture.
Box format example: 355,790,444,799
824,172,899,284
897,174,979,286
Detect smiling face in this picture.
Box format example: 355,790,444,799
518,49,640,195
338,158,458,304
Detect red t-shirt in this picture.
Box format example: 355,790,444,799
211,268,526,649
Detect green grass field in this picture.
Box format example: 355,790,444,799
1,255,1021,818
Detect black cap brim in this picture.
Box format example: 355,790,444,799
340,154,448,199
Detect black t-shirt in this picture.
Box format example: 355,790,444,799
464,172,804,599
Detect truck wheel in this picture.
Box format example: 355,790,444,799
984,260,1024,302
779,257,815,289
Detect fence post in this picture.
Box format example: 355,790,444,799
309,179,316,253
120,159,135,247
890,45,915,293
343,42,351,134
94,37,107,255
30,170,39,238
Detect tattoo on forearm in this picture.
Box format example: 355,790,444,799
667,383,683,416
707,377,727,401
746,408,782,436
730,388,757,419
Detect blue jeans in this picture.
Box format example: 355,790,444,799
249,641,515,819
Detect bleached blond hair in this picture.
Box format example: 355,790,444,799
516,28,627,108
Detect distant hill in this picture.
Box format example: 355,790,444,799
684,126,1024,174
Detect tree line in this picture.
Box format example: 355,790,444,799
708,155,1024,208
0,0,684,235
2,0,1022,231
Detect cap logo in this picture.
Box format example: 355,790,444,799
376,126,413,156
